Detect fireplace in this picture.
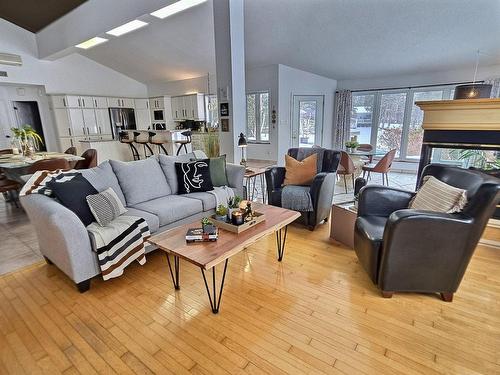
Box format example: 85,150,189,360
416,98,500,218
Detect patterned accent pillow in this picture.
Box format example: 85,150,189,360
175,160,213,194
86,188,127,227
410,176,467,213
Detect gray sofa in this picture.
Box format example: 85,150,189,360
21,153,245,292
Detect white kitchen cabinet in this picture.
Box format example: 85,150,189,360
50,95,68,109
65,96,82,108
82,108,98,136
107,97,122,107
93,97,108,108
171,94,205,121
79,96,95,108
171,96,182,120
68,108,85,136
122,98,135,108
135,109,151,130
134,98,149,110
52,108,72,137
95,109,112,136
150,97,164,109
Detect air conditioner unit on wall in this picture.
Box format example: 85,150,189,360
0,53,22,66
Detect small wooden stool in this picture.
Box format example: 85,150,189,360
175,130,192,156
148,132,169,155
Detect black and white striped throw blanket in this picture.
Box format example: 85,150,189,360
21,169,150,280
87,216,150,280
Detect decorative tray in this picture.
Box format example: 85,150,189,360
211,211,266,234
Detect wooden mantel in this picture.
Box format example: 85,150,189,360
416,98,500,131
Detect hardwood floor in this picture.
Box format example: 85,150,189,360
0,222,499,374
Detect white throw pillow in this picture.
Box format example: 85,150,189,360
86,187,127,226
410,176,467,213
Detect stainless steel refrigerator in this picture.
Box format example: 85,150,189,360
109,108,136,139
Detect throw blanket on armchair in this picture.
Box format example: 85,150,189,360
87,216,150,280
21,169,150,280
281,185,314,212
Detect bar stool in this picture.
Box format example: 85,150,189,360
175,130,192,156
119,131,140,161
148,131,169,155
134,132,154,159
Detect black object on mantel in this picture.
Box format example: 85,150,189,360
454,84,492,99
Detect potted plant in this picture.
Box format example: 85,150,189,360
345,140,359,153
227,195,242,220
11,125,43,157
201,217,216,234
215,204,228,222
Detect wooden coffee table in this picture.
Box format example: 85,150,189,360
147,203,300,313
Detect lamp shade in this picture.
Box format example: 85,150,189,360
238,133,247,147
454,84,492,100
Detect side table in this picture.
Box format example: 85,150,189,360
330,201,357,248
244,168,267,203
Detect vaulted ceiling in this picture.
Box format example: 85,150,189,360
0,0,87,33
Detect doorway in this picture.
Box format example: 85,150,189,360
12,101,46,151
291,95,324,148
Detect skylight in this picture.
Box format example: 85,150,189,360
75,37,108,50
106,20,148,37
150,0,207,19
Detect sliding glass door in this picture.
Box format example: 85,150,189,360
350,86,455,161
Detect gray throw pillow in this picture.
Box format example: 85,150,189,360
110,157,171,205
80,160,126,205
158,154,179,195
86,188,127,226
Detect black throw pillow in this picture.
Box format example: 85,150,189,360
47,174,98,226
175,160,213,194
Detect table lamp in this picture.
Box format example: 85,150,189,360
238,133,247,166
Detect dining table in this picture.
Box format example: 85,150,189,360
0,152,84,183
336,150,388,191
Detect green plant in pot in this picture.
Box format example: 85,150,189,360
201,217,216,234
227,195,242,220
11,125,43,157
345,140,359,153
215,204,228,222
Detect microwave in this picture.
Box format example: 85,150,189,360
153,109,164,121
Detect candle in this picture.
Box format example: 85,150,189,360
231,211,244,225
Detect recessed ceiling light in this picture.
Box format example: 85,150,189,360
106,20,148,37
75,37,108,50
151,0,207,19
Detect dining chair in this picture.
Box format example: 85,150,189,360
28,158,70,174
356,144,374,163
337,151,356,193
64,147,77,155
0,178,21,208
74,149,97,170
361,149,396,186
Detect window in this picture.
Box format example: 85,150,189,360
246,91,269,143
350,86,455,161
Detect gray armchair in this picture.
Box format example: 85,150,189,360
265,148,341,230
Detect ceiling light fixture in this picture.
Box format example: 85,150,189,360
106,20,148,37
151,0,207,19
75,37,108,50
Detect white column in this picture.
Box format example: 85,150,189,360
213,0,246,163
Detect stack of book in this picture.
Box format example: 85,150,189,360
185,228,218,243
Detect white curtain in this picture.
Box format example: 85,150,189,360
485,78,500,98
333,90,352,149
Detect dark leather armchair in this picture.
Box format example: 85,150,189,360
354,164,500,301
265,148,341,230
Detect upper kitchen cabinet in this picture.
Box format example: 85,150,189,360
149,97,164,109
50,95,108,109
134,98,149,110
108,97,135,108
93,97,109,108
171,94,205,121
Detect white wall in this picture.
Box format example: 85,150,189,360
147,75,215,97
337,63,500,91
0,19,148,97
245,65,279,161
277,64,337,165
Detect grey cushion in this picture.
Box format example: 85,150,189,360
181,192,216,211
80,160,126,205
158,155,180,194
132,195,203,226
110,157,171,205
124,207,160,233
281,185,313,211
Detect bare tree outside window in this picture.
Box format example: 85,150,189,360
246,92,270,143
